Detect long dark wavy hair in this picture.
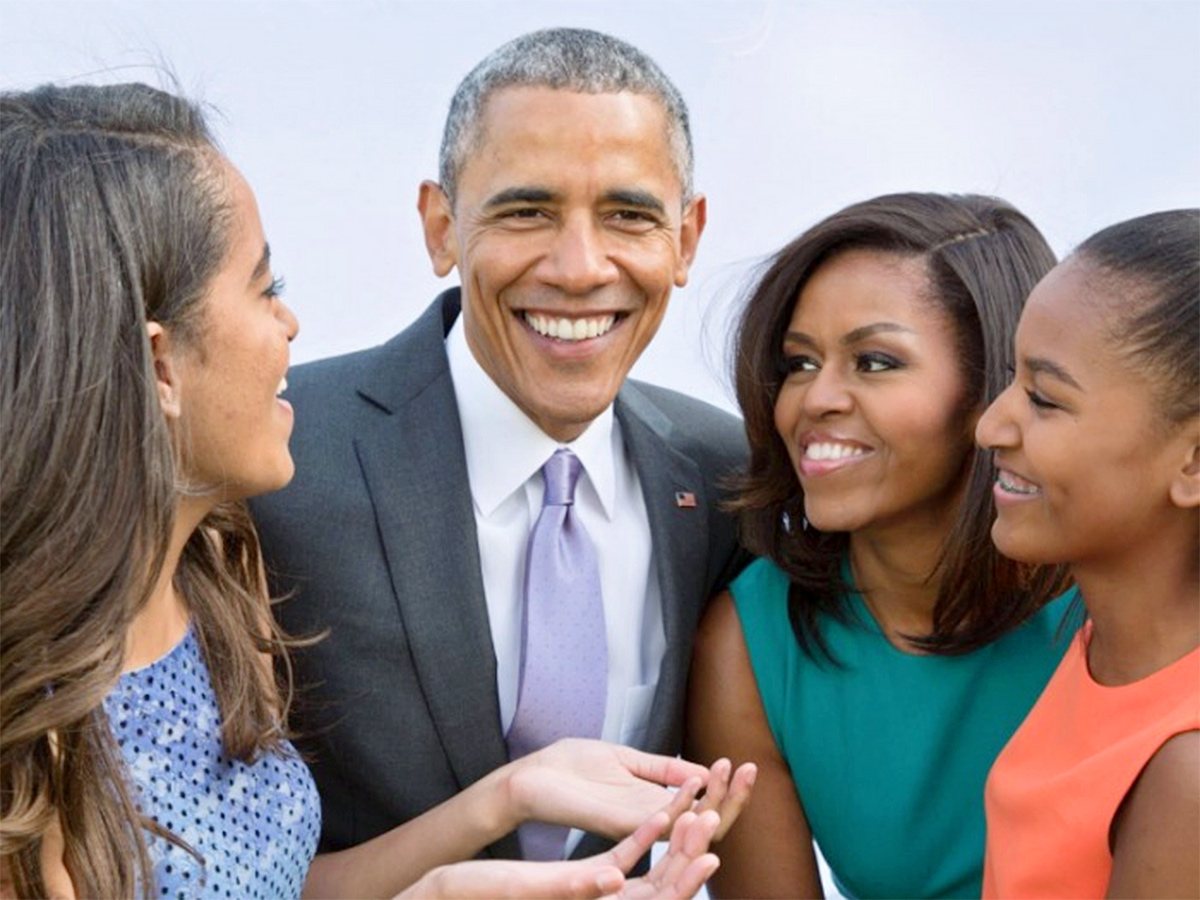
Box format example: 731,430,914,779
1,83,298,898
730,192,1072,659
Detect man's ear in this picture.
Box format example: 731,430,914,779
418,180,458,278
146,321,182,420
1168,419,1200,509
674,193,707,287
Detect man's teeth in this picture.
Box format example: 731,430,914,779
998,472,1040,495
276,376,288,396
804,442,866,461
523,312,616,341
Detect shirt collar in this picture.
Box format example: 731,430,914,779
446,318,617,520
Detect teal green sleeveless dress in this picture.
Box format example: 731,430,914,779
731,558,1078,899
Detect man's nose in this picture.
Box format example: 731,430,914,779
539,214,620,294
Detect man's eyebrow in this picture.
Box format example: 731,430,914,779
1025,356,1083,390
483,187,559,208
602,189,665,215
482,187,668,216
250,243,271,283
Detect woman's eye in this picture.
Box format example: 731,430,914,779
782,355,819,374
857,353,901,373
264,276,286,299
1025,388,1059,411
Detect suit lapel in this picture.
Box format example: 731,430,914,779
352,294,515,839
615,385,711,753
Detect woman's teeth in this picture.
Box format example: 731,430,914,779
998,471,1040,495
804,442,866,461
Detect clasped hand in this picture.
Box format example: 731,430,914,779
403,750,757,900
503,738,756,843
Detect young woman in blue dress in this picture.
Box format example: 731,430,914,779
0,82,748,900
687,193,1075,899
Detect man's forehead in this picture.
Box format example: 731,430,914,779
462,88,683,186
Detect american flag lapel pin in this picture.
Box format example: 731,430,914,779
674,490,697,509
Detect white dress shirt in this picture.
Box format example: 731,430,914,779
446,320,666,759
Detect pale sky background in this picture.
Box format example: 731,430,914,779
4,0,1198,414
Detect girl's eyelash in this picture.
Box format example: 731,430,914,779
265,276,286,298
1025,388,1057,410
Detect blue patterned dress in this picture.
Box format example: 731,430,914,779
104,628,321,899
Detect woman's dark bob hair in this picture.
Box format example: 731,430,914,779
730,192,1071,659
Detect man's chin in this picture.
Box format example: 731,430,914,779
523,392,619,442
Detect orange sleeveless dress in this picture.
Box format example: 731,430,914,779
982,621,1199,899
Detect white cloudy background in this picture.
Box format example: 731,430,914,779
4,0,1197,413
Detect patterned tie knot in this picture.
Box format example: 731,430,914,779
542,448,582,507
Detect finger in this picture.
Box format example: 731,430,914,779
720,763,758,830
562,865,626,899
664,854,721,900
679,809,720,859
652,806,715,892
695,758,731,814
641,811,700,889
711,762,757,840
616,746,711,788
602,809,670,872
658,775,702,826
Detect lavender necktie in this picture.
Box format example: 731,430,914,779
505,448,608,860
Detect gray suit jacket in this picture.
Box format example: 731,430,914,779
251,289,748,859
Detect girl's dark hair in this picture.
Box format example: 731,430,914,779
1073,209,1200,424
730,192,1071,659
1,83,297,897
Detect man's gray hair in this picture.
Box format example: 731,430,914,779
439,27,694,204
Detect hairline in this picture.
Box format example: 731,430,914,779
438,29,694,205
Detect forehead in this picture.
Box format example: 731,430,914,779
792,249,935,325
460,86,681,195
1018,261,1111,348
215,158,264,245
1016,259,1147,388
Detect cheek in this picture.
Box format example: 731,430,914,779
463,235,538,291
624,242,682,296
772,389,805,462
461,301,515,373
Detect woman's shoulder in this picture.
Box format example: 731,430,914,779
729,556,792,604
725,557,803,662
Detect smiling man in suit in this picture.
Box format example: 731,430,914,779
251,27,748,862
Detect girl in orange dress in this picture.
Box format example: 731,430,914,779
976,209,1199,899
